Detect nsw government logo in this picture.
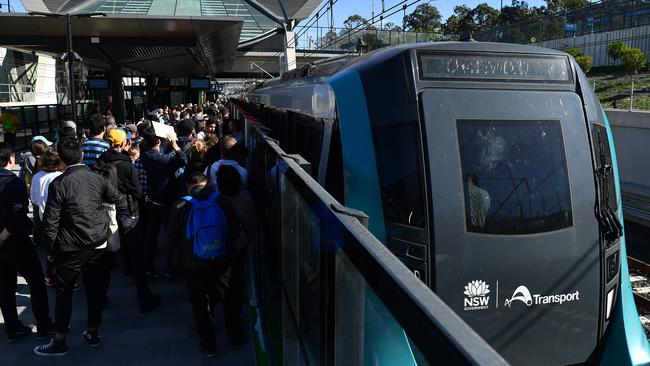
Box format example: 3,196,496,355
463,280,490,311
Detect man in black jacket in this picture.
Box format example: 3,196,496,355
0,145,55,343
34,138,127,357
98,128,160,313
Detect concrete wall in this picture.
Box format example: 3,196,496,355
607,109,650,190
606,109,650,224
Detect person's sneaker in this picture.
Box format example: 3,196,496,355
7,325,32,344
229,334,249,349
45,278,56,288
73,283,81,292
33,338,69,357
146,271,161,280
199,344,217,358
36,323,56,341
140,296,161,314
81,330,101,348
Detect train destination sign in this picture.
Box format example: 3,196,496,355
418,52,571,83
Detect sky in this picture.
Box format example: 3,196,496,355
304,0,547,28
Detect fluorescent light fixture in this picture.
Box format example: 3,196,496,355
606,289,615,320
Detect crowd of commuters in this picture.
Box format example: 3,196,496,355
0,100,255,358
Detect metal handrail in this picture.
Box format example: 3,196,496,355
253,127,509,365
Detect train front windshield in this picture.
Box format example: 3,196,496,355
416,52,601,365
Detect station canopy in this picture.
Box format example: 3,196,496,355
0,0,321,77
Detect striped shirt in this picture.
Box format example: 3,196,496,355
82,138,110,167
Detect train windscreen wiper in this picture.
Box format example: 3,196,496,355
594,127,623,242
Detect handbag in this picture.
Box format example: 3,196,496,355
104,203,121,252
118,193,139,234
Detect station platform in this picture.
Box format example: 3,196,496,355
0,164,256,366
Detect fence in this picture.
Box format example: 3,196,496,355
293,26,451,52
474,0,650,66
239,108,508,365
0,102,93,151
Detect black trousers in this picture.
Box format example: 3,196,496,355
144,201,166,273
123,224,155,305
183,255,245,351
54,248,112,335
0,238,51,335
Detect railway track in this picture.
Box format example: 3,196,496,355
628,256,650,338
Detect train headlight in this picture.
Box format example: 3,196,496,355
606,288,615,320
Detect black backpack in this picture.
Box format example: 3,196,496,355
91,160,119,189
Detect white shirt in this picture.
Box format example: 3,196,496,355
204,159,248,193
30,171,63,219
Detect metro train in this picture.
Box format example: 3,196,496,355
234,42,650,365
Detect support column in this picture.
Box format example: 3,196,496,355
284,30,297,72
110,63,125,123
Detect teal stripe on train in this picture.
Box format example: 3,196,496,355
326,69,387,244
600,108,650,366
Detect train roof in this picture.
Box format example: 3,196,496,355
271,41,571,85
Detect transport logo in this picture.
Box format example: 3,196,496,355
463,280,491,311
504,285,533,307
504,285,580,308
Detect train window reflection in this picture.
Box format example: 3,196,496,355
373,122,426,228
457,120,573,234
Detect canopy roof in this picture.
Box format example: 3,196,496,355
20,0,322,42
0,13,243,77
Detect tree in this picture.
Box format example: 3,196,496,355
343,14,367,30
621,47,647,110
499,0,541,24
607,40,626,65
546,0,588,13
383,22,402,31
473,3,500,31
403,4,442,33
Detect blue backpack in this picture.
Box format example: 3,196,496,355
182,191,228,260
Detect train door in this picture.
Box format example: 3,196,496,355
421,88,601,365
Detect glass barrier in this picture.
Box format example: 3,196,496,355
243,119,508,366
1,103,92,150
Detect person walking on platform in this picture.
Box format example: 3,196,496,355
204,136,247,193
0,145,55,344
163,169,248,358
34,138,127,357
98,129,160,313
82,114,109,167
140,130,187,277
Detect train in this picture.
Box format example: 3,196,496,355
233,42,650,365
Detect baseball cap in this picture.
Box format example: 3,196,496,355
107,128,127,146
31,135,52,146
125,124,137,134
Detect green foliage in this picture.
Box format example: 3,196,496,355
546,0,588,13
621,47,646,74
443,3,500,35
499,0,541,24
403,4,442,33
575,55,593,73
607,41,626,63
383,22,402,31
343,14,367,30
565,47,583,58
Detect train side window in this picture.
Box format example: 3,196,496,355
372,122,427,228
457,120,573,235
